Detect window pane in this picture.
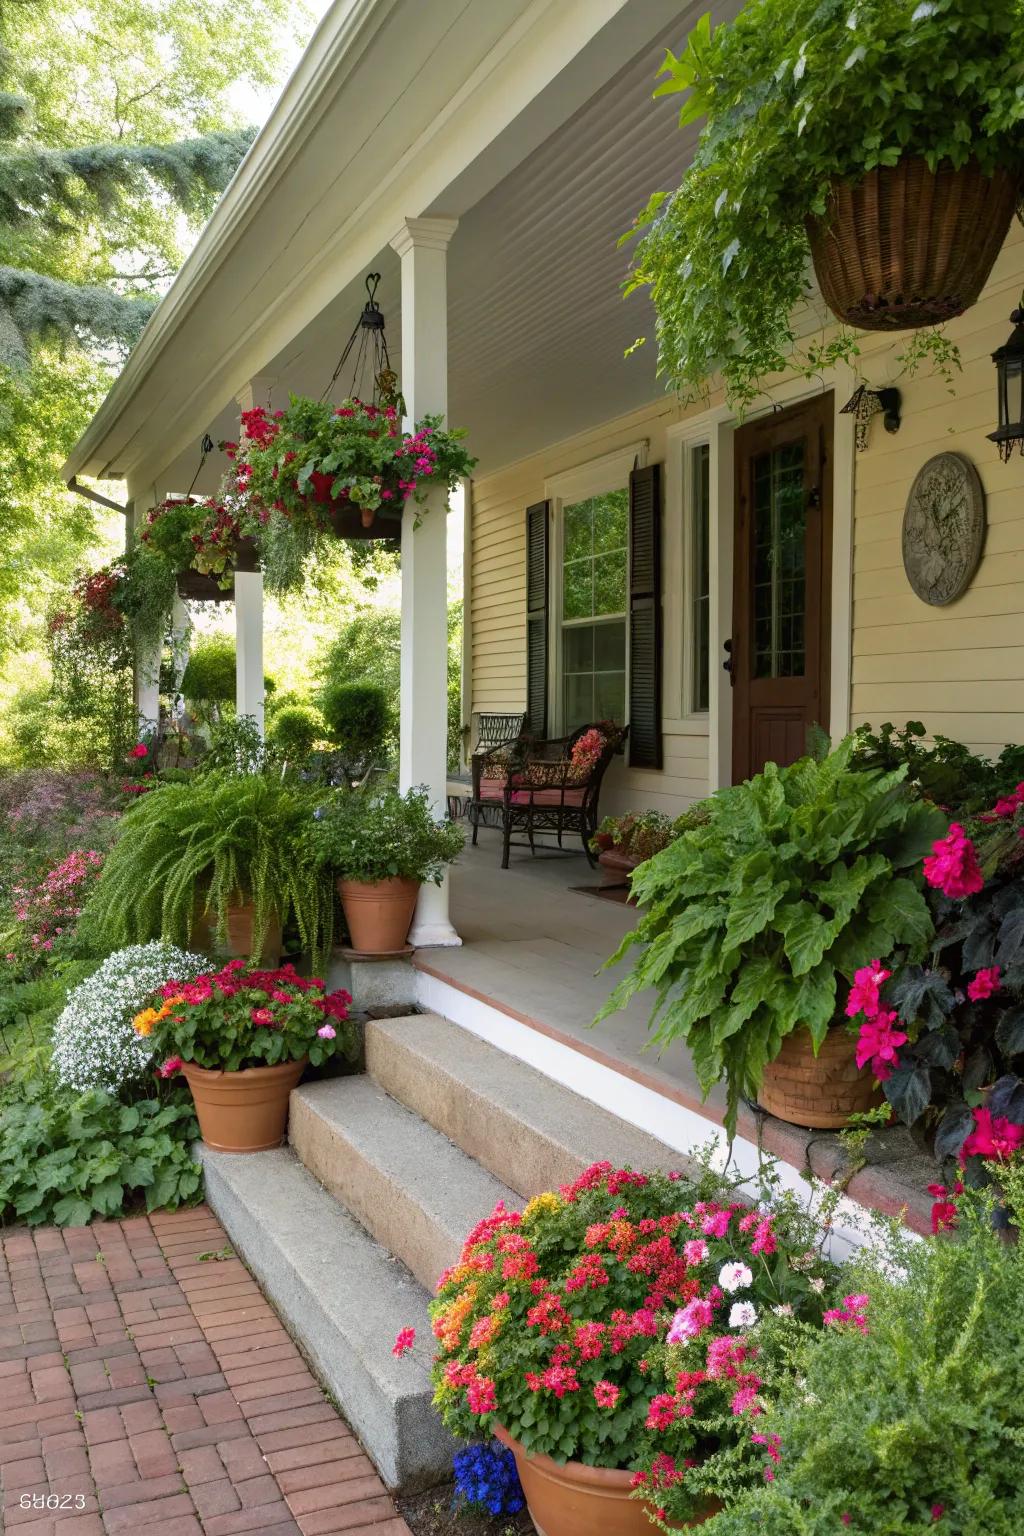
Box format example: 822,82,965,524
563,625,594,674
564,672,593,734
594,619,625,671
563,499,592,563
591,489,628,555
691,444,710,713
752,442,806,680
593,553,627,616
562,559,592,620
594,669,626,725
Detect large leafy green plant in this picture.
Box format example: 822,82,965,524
850,720,1024,817
599,742,946,1134
0,1084,202,1227
80,771,335,963
626,0,1024,408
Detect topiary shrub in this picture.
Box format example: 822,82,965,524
181,635,235,707
318,679,391,772
267,704,322,764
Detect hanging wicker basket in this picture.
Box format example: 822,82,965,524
757,1026,883,1130
807,157,1018,331
175,536,261,601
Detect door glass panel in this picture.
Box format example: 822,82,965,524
752,441,806,679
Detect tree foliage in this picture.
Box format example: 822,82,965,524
0,0,311,664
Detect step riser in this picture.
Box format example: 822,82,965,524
366,1022,585,1199
199,1145,452,1492
289,1083,507,1293
364,1015,695,1200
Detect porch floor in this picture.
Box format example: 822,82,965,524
427,827,725,1120
415,827,938,1235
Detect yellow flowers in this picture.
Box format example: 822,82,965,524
523,1191,562,1226
131,995,184,1036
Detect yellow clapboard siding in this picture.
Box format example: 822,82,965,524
851,682,1024,716
856,551,1024,601
853,648,1024,685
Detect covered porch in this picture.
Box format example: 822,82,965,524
417,828,938,1235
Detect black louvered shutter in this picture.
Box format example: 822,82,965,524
628,463,663,769
525,500,550,737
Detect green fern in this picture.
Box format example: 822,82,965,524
80,772,333,965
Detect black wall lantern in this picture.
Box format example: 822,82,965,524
988,307,1024,461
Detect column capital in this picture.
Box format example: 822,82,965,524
235,376,277,413
389,216,459,259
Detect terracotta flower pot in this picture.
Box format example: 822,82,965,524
191,898,282,966
807,156,1017,331
493,1425,718,1536
597,848,642,902
181,1058,306,1152
337,876,419,955
758,1026,883,1130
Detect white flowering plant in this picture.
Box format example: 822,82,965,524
51,942,207,1093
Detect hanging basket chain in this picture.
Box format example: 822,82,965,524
319,271,397,407
185,432,215,499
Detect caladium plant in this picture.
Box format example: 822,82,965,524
847,796,1024,1188
599,739,947,1136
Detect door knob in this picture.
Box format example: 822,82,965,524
723,638,733,674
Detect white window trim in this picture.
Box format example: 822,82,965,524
544,446,642,737
665,412,731,741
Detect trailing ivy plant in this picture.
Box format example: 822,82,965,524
625,0,1024,408
598,740,946,1135
850,720,1024,817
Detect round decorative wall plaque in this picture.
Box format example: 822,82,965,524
901,451,986,607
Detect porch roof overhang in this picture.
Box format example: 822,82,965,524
64,0,737,497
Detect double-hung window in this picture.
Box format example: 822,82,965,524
559,489,628,733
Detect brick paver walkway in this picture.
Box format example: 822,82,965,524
0,1206,412,1536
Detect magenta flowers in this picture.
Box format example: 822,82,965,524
922,822,984,899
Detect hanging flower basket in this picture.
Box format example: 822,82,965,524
807,157,1018,332
174,534,261,601
307,474,403,543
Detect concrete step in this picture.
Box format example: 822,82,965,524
365,1011,698,1199
289,1075,520,1293
198,1143,452,1492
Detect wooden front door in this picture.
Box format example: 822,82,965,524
731,393,833,783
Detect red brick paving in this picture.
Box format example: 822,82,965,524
0,1207,413,1535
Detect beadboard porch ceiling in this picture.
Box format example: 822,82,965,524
65,0,745,497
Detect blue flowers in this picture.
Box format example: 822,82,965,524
453,1442,524,1517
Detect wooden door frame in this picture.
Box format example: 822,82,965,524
731,391,835,784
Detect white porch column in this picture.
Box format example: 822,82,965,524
390,215,461,948
234,572,265,734
126,482,161,739
233,380,272,737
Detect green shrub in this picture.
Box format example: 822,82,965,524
311,786,463,884
80,771,335,964
318,679,391,770
599,740,947,1135
851,721,1024,817
0,1082,202,1226
267,704,323,763
182,635,236,705
700,1177,1024,1536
